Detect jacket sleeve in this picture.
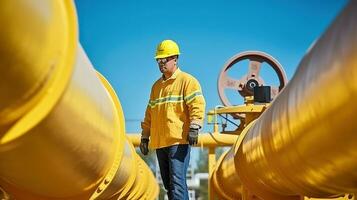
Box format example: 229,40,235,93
141,90,153,139
184,77,206,127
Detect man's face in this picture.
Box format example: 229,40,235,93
156,56,177,74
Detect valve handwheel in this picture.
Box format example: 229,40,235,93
218,51,288,107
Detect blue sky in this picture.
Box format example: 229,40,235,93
75,0,348,133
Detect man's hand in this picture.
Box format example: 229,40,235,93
140,138,149,155
187,127,199,145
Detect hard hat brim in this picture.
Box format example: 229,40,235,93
154,53,180,59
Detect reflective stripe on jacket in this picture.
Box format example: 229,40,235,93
141,68,205,149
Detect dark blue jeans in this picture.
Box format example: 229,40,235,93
156,144,191,200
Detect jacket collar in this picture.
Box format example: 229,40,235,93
162,68,181,82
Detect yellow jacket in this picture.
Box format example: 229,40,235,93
141,68,205,149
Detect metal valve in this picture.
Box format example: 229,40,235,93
218,51,288,106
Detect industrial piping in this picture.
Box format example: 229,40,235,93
0,1,158,199
212,1,357,199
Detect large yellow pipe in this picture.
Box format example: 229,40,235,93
0,1,77,129
94,73,159,200
0,1,158,199
213,1,357,199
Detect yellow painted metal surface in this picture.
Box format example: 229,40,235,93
211,121,255,200
0,1,158,199
208,148,216,200
212,1,357,200
99,139,158,200
0,1,77,130
235,1,357,199
126,134,142,146
91,73,159,200
207,97,269,135
207,104,268,115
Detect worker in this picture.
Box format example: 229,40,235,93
140,39,206,199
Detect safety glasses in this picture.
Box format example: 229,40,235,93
156,56,175,64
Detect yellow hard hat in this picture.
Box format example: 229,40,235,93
155,39,180,59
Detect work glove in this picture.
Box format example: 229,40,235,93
140,138,149,155
187,127,199,145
